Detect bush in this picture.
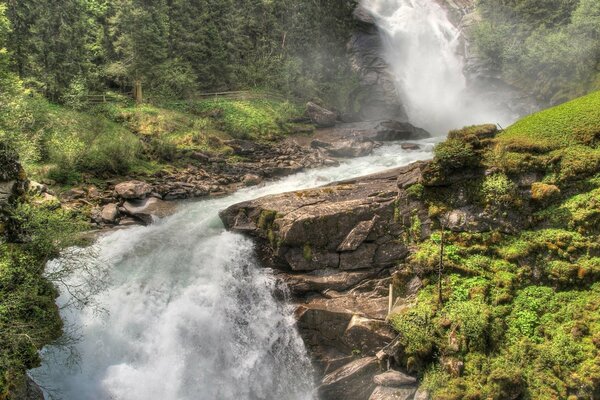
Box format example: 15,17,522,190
434,139,479,169
481,173,518,206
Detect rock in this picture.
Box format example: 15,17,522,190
115,180,153,200
373,370,417,387
122,197,177,225
27,181,47,194
343,315,396,356
307,102,337,128
101,203,119,224
242,174,263,187
373,121,430,141
10,376,44,400
87,186,100,198
0,180,18,205
326,138,374,158
369,386,417,400
318,356,380,400
190,151,210,162
401,143,421,151
64,188,86,200
278,269,379,295
220,162,431,272
413,389,431,400
338,217,379,252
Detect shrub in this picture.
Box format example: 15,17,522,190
482,173,518,206
434,139,479,169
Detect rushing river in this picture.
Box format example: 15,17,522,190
32,140,436,400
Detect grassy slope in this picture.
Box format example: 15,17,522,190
391,92,600,399
15,93,305,186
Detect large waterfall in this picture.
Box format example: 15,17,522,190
362,0,511,135
33,141,436,400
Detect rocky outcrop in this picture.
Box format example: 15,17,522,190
0,144,27,240
348,6,406,121
220,162,434,399
220,162,432,272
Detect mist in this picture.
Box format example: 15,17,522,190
361,0,514,135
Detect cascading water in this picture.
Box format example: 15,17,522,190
362,0,512,135
32,140,436,400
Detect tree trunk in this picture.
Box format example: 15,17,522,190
134,80,143,105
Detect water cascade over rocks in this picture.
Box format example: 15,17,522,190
33,141,435,400
361,0,514,134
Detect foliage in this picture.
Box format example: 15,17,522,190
0,201,85,397
4,0,359,108
433,139,479,169
474,0,600,103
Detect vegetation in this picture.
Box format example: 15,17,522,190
392,92,600,399
473,0,600,104
4,0,359,108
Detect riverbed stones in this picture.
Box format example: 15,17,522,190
100,203,119,224
115,180,153,200
122,197,176,225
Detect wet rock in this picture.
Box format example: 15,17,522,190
122,197,176,225
326,138,374,158
115,180,153,200
278,269,379,295
401,143,421,151
242,174,263,187
373,370,417,387
372,121,430,141
307,102,337,128
318,356,380,400
369,386,417,400
101,203,119,224
343,315,396,356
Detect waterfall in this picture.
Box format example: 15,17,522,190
362,0,512,135
32,140,436,400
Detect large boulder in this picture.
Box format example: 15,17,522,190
122,197,177,225
220,162,431,272
307,102,338,128
324,138,375,158
318,356,380,400
373,370,417,387
115,180,153,200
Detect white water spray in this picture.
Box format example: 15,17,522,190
33,140,437,400
363,0,512,135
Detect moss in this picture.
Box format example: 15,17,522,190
434,139,479,170
257,209,277,230
481,173,518,207
530,182,560,203
406,183,425,199
303,243,312,262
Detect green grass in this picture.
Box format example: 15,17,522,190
498,90,600,151
185,98,303,140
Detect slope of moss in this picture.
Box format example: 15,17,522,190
393,93,600,399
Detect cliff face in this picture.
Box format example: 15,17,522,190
347,5,407,122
